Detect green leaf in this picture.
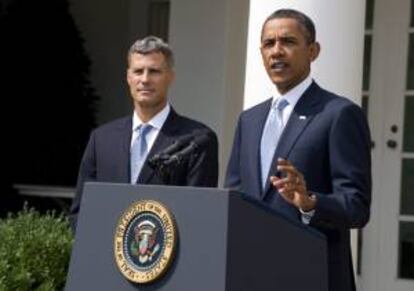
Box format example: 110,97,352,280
0,207,73,291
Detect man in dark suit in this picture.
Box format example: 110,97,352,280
70,36,218,228
225,9,371,291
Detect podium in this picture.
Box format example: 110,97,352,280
65,183,328,291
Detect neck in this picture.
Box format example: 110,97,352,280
276,71,310,95
134,102,167,123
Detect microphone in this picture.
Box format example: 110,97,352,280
148,133,194,167
163,132,211,166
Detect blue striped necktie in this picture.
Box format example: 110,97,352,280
260,98,289,189
130,124,152,184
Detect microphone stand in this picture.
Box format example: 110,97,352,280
147,131,210,183
147,154,173,183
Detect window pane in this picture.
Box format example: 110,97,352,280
363,35,372,91
400,159,414,215
403,97,414,151
407,34,414,90
399,222,414,279
365,0,375,29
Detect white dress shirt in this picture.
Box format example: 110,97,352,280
270,74,312,128
269,75,315,224
131,103,170,151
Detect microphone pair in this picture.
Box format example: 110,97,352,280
148,129,210,168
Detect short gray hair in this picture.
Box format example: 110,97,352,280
127,36,174,68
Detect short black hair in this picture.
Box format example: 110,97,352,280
262,9,316,44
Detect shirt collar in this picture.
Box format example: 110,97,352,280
271,74,313,108
132,103,171,131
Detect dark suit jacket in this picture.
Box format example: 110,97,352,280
70,108,218,227
225,82,371,291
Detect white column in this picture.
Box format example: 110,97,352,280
169,0,250,184
244,0,366,276
244,0,366,108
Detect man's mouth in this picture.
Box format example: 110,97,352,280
138,88,154,94
270,61,288,72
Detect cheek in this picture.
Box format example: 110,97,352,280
301,49,315,63
264,54,272,66
290,53,307,67
163,77,173,89
260,51,269,64
127,75,135,85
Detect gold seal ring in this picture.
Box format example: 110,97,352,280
114,199,177,284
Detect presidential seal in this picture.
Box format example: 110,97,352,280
114,200,177,284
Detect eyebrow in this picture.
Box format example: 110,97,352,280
261,35,298,43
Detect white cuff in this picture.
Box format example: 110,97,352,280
299,208,315,225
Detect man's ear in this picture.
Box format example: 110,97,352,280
309,42,321,62
126,66,134,83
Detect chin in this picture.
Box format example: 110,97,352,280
139,99,165,109
136,94,155,102
137,92,155,99
269,73,288,83
273,81,293,93
272,79,289,87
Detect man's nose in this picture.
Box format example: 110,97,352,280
271,42,284,57
141,70,150,82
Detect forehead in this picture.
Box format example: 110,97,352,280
128,52,167,67
261,18,305,40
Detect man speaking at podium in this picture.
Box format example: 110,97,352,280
225,9,371,291
70,36,218,229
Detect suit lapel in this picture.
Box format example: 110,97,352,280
252,99,273,196
262,82,321,195
138,109,180,184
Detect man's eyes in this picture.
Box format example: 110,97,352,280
133,69,162,74
283,38,296,44
262,40,275,47
262,38,297,48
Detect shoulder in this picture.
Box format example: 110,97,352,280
313,85,364,115
239,98,272,120
91,115,131,136
169,112,219,155
311,86,368,133
314,83,357,106
169,110,217,137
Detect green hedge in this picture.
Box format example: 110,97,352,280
0,207,73,291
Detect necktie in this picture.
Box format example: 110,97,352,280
130,124,152,184
260,98,289,189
